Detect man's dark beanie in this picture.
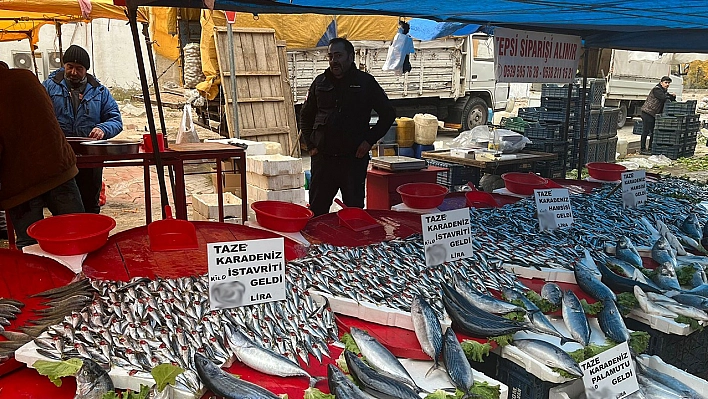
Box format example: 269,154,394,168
63,45,90,70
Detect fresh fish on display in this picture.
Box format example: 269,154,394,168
597,300,630,343
669,293,708,311
541,283,563,308
453,275,525,315
442,291,527,337
574,260,617,303
645,293,708,322
511,339,583,378
635,357,705,399
75,358,114,399
441,328,475,398
410,295,444,376
343,350,421,399
193,352,280,399
656,219,687,256
653,261,682,292
597,256,663,294
680,214,703,242
636,373,691,399
616,236,644,269
676,263,708,288
634,286,679,319
561,290,590,346
501,288,572,345
327,364,370,399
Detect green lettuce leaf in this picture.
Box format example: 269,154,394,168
33,358,83,387
151,363,185,392
304,387,335,399
460,340,492,363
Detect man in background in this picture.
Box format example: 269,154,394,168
43,44,123,213
300,38,395,216
640,76,676,155
1,62,84,249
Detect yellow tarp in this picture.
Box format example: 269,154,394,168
0,0,147,45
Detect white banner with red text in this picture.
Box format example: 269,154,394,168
494,27,582,83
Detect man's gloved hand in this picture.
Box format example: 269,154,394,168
309,148,319,156
89,127,105,140
356,141,372,158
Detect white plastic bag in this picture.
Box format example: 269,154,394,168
383,32,410,74
176,104,200,144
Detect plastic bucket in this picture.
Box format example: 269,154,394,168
396,117,415,147
413,113,438,145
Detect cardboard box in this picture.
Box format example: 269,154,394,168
191,193,243,219
246,171,304,191
246,154,303,176
211,171,242,197
246,184,306,205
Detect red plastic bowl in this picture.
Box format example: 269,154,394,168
586,162,627,181
465,191,499,208
396,183,448,209
251,201,313,232
27,213,116,256
501,172,549,195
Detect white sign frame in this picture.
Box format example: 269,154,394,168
534,188,573,230
207,237,285,310
494,27,582,83
621,170,647,208
580,341,639,399
421,208,473,266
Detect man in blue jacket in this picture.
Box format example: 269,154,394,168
43,45,123,213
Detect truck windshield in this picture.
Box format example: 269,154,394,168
472,36,495,61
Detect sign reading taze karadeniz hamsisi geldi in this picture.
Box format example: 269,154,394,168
534,188,573,231
207,237,285,310
621,170,647,208
421,208,474,267
494,27,582,83
581,341,639,399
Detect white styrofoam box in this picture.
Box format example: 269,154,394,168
450,148,478,159
244,220,310,246
247,184,306,205
263,142,283,155
603,243,652,258
400,358,509,399
191,193,242,219
549,354,708,399
22,244,86,274
391,202,440,214
191,210,242,224
502,264,577,284
204,138,267,156
310,291,451,332
15,340,202,399
246,154,303,176
627,308,696,335
245,171,304,191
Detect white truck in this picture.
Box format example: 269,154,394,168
286,33,510,130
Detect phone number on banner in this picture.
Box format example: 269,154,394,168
501,65,575,80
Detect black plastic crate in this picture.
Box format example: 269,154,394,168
524,122,565,141
651,143,683,160
573,109,601,139
652,129,685,146
534,160,566,179
625,317,708,376
663,100,697,116
426,159,477,188
541,84,578,98
526,140,569,155
569,138,608,168
538,109,570,123
687,114,701,132
588,79,605,109
518,107,545,122
598,108,619,139
655,115,688,131
607,136,618,161
633,120,643,135
494,355,560,399
686,131,699,143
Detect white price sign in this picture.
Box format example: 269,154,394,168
207,237,285,310
581,341,639,399
421,208,473,266
494,27,582,83
621,170,647,208
534,188,573,230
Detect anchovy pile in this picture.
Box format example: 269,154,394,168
648,176,708,203
31,275,337,394
467,181,708,271
288,236,527,319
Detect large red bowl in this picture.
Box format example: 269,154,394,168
27,213,116,256
251,201,313,232
501,172,549,195
396,183,448,209
586,162,627,181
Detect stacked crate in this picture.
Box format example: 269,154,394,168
246,155,306,205
651,100,699,159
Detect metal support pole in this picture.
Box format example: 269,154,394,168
577,47,589,180
56,22,63,57
227,22,240,138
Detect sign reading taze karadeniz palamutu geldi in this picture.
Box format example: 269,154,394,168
207,238,285,310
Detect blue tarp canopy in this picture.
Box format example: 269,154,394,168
128,0,708,52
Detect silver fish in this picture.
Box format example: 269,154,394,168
410,295,444,377
597,300,630,343
653,261,682,292
616,235,644,269
74,358,114,399
327,364,371,399
343,350,420,399
634,286,679,319
561,290,591,346
442,327,475,398
680,214,702,242
636,357,703,399
512,339,583,377
193,352,280,399
541,283,563,308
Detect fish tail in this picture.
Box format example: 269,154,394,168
559,337,573,346
415,384,431,394
424,361,443,378
309,376,326,388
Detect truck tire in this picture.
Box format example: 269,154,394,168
617,104,628,129
462,96,488,130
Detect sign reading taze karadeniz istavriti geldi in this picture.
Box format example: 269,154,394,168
421,208,474,267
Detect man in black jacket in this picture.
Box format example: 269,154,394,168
300,38,396,216
640,76,676,154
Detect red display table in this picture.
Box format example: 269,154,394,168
301,210,422,247
366,165,447,210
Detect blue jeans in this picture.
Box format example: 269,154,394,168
7,178,85,249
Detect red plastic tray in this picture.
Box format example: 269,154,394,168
302,210,422,247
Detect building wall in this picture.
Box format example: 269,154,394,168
0,19,154,88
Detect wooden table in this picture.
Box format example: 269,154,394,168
422,149,558,187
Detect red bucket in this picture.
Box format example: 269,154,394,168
27,213,116,256
501,172,549,195
586,162,627,181
396,183,448,209
251,201,313,232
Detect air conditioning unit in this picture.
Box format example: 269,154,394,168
11,51,45,81
46,51,63,70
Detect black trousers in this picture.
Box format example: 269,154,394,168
640,111,656,151
309,154,369,216
75,167,103,214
